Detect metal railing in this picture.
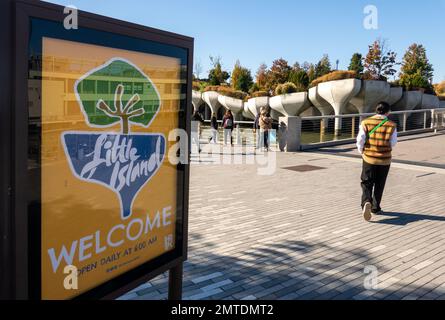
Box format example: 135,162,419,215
299,109,441,150
199,119,279,148
197,108,444,151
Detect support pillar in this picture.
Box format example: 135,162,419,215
236,126,241,145
320,119,326,142
278,116,301,152
351,117,356,138
334,117,342,137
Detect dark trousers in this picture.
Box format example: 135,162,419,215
263,131,269,148
361,160,390,212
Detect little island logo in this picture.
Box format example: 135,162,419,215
62,58,166,220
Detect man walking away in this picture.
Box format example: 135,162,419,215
356,102,397,222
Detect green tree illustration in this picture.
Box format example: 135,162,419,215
76,59,161,134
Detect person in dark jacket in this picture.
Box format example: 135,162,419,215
209,113,219,144
222,109,234,146
191,111,204,153
253,107,264,149
192,110,204,123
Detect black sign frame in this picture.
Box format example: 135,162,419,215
0,0,192,300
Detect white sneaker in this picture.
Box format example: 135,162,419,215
362,202,372,222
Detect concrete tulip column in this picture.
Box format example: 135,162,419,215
393,91,422,111
217,95,244,120
247,96,269,118
386,87,403,106
344,103,359,114
308,87,334,116
269,92,311,117
421,94,440,109
202,91,221,118
270,109,284,121
392,91,423,131
217,95,245,144
317,79,361,136
350,80,390,124
192,90,203,113
414,93,440,127
308,86,334,131
242,101,255,120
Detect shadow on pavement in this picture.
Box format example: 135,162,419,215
374,211,445,226
124,233,445,300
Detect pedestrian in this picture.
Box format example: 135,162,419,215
253,107,263,149
222,109,234,146
191,110,204,153
356,101,397,222
209,112,218,144
259,108,272,152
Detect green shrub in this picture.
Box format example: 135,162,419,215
193,81,210,92
275,82,299,95
203,85,222,92
310,70,359,87
249,83,261,94
220,89,247,100
361,71,387,81
288,70,309,90
203,85,247,100
399,71,434,93
249,91,270,98
389,80,401,88
192,82,200,91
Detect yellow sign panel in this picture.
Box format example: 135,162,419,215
41,38,182,299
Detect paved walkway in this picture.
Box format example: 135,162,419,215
121,131,445,300
317,131,445,168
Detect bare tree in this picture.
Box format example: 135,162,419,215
194,60,203,80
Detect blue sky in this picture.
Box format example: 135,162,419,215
47,0,445,83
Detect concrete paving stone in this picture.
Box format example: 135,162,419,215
209,286,245,300
210,275,231,283
201,279,234,292
116,292,138,300
232,286,266,299
184,288,224,300
183,288,205,298
297,289,325,300
136,286,161,296
191,272,224,284
221,281,244,291
132,291,164,300
273,285,302,299
254,285,285,298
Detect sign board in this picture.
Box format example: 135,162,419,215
0,0,192,300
